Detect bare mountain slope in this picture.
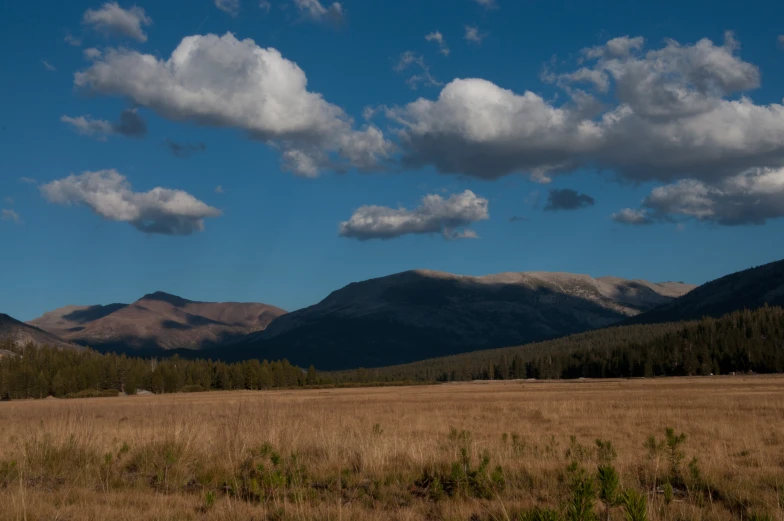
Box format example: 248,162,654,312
0,313,82,350
629,258,784,324
227,270,694,370
28,303,128,338
29,292,287,352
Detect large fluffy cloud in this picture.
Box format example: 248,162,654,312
387,33,784,225
389,33,784,184
339,190,488,240
389,78,602,179
74,33,391,176
40,170,220,235
82,2,152,42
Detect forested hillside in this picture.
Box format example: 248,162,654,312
331,306,784,383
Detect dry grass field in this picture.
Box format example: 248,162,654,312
1,376,783,521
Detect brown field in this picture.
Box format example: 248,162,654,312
1,376,783,521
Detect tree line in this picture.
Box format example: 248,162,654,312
0,340,318,400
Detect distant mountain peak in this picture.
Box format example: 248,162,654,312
138,291,192,307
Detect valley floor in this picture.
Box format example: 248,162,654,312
1,376,783,520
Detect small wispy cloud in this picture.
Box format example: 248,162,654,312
1,209,20,223
20,177,37,184
395,51,443,90
215,185,224,194
64,33,82,46
83,48,102,60
259,0,272,12
164,139,207,158
61,109,147,140
425,31,450,56
473,0,498,9
215,0,241,16
464,25,486,45
611,208,653,226
292,0,344,25
42,60,56,71
544,188,595,211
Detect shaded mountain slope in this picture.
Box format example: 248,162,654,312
629,258,784,324
28,303,128,338
226,270,694,370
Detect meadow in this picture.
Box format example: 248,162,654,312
1,376,783,521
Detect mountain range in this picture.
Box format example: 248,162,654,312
3,258,784,372
226,270,694,369
7,269,695,369
27,292,286,354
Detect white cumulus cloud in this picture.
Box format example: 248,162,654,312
634,167,784,225
40,170,220,235
339,190,489,240
73,32,391,176
387,32,784,229
82,2,152,42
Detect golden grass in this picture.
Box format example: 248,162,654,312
1,376,783,520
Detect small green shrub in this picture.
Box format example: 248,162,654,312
621,489,648,521
662,481,673,505
664,428,687,480
597,464,620,521
566,464,597,521
595,440,617,465
203,490,216,510
565,436,593,463
235,443,308,502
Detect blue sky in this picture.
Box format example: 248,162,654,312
3,0,784,321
